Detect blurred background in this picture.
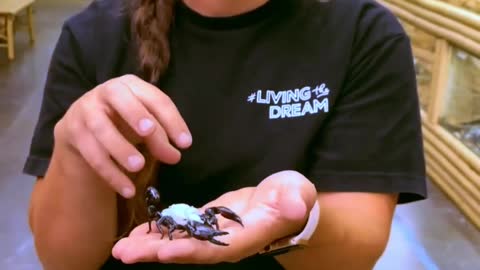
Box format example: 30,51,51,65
0,0,479,269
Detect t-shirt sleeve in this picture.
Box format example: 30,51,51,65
23,23,94,178
306,32,427,204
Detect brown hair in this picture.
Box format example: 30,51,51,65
117,0,176,237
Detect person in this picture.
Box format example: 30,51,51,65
23,0,428,269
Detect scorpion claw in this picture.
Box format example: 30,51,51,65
208,231,229,246
207,206,244,227
209,238,229,246
213,230,229,236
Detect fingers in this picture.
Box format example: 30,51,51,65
82,101,145,173
100,80,157,137
56,74,192,199
73,120,136,198
99,79,181,164
118,75,192,149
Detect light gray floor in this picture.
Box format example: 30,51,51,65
1,0,479,269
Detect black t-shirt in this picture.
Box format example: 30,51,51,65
23,0,428,269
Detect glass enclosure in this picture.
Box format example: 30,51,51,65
439,48,480,157
401,20,437,112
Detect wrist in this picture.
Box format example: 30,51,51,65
259,200,320,256
48,141,113,197
51,143,91,178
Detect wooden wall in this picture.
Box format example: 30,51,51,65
439,0,480,13
379,0,480,230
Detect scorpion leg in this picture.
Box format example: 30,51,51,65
147,205,160,234
176,224,187,234
156,216,178,240
155,216,166,238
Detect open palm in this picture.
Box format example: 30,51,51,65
112,171,317,265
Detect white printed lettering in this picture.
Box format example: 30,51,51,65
301,100,314,115
300,87,311,101
291,103,302,117
256,90,268,104
313,98,329,113
269,106,281,119
250,83,331,119
269,90,283,105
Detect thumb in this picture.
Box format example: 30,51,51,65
255,170,318,235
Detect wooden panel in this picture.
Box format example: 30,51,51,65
384,0,480,231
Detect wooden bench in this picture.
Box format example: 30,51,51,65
0,0,35,60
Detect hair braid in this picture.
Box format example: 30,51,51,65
117,0,176,237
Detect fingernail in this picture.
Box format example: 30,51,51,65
128,155,143,170
139,118,154,133
177,132,192,147
122,187,135,198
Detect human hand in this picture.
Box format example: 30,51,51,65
111,170,318,264
54,74,192,198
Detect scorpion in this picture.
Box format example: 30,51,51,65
145,186,244,246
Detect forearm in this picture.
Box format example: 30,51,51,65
30,145,118,270
275,192,397,270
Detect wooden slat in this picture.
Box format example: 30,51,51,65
426,162,480,229
423,120,480,178
387,0,480,44
407,0,480,30
434,125,480,175
407,26,438,51
424,138,480,201
379,0,480,56
426,156,480,215
422,125,476,188
427,39,451,123
438,0,480,14
413,46,436,62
